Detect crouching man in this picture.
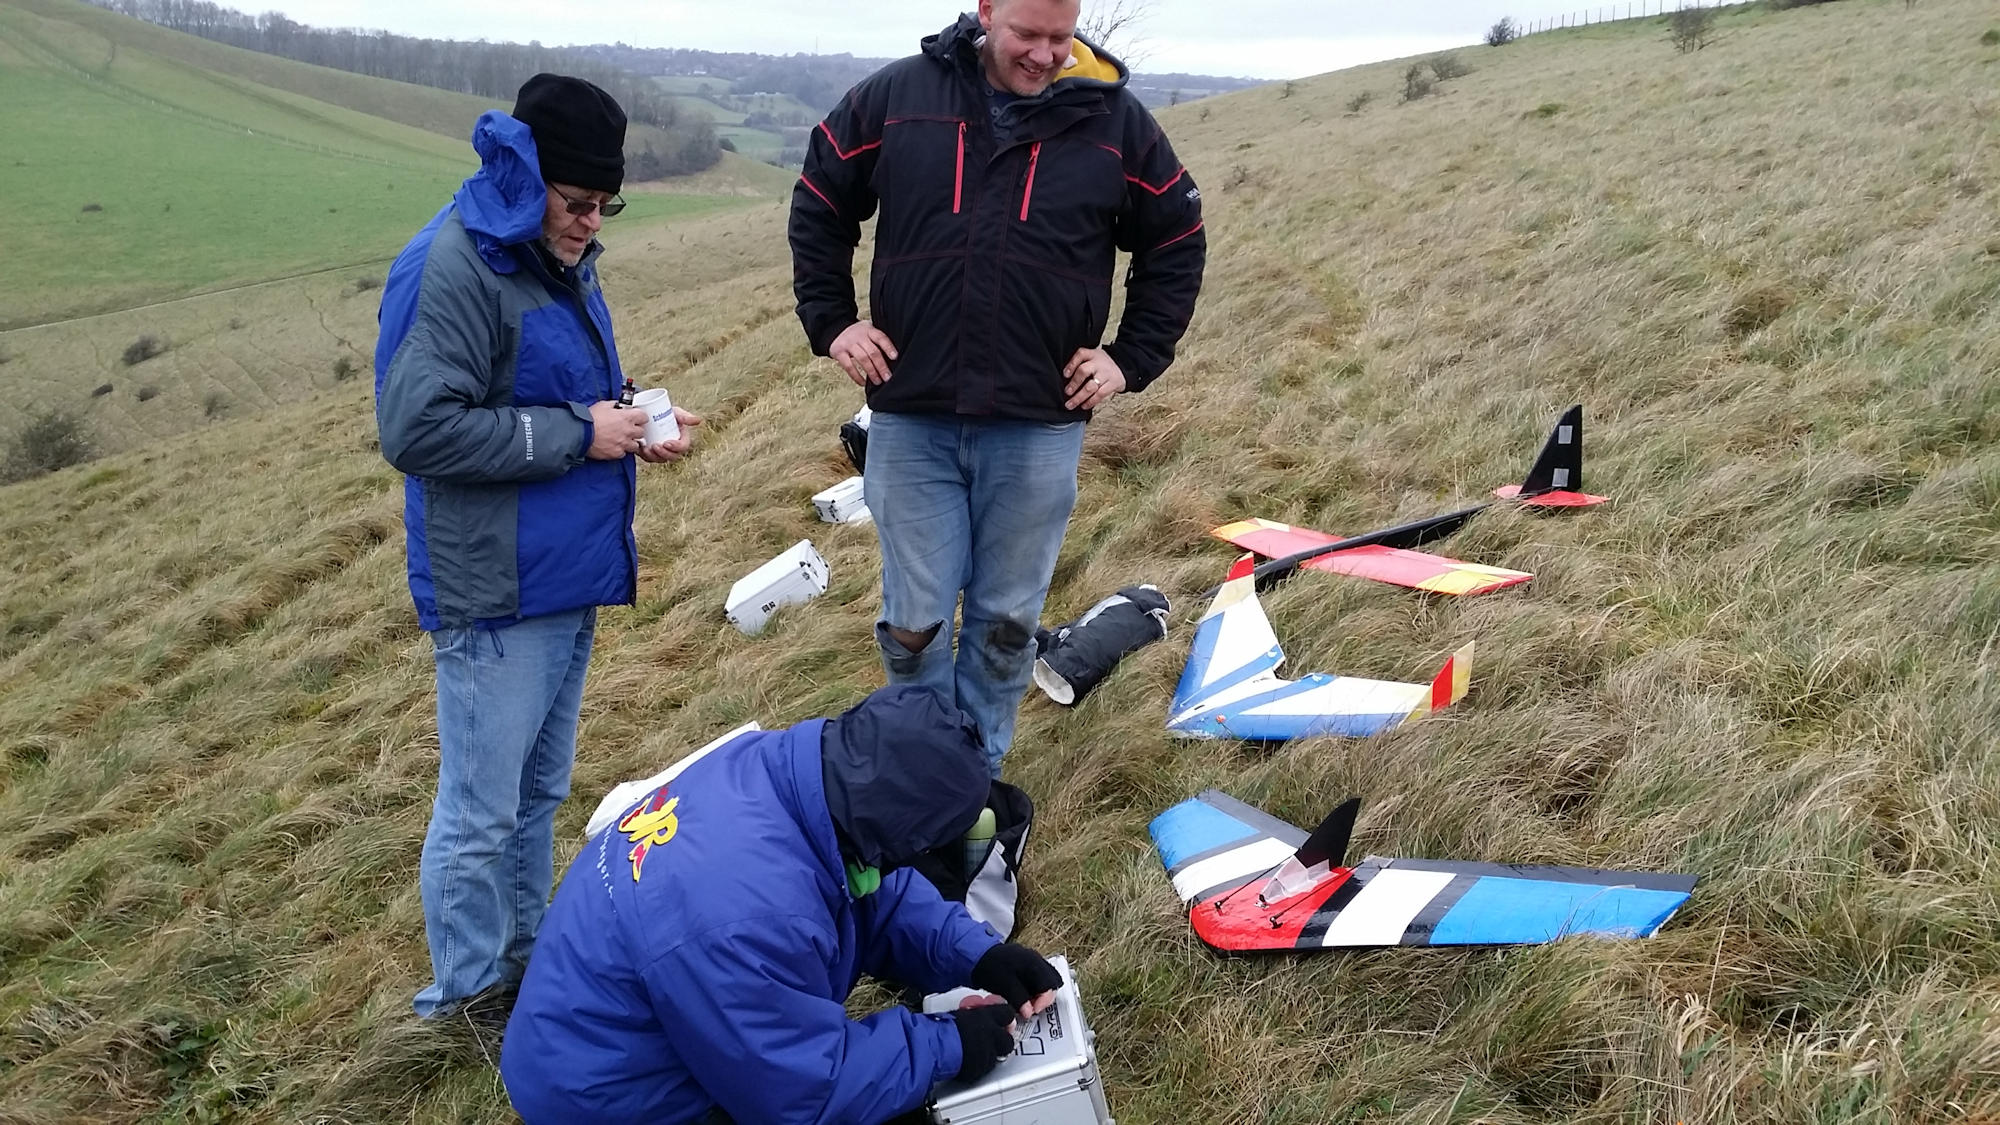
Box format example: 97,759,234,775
500,685,1063,1124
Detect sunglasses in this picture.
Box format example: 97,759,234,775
549,183,626,218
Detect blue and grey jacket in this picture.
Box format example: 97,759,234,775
374,111,634,632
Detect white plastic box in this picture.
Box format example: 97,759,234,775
921,955,1113,1125
724,540,829,635
811,476,872,525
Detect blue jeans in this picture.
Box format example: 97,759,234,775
414,606,595,1017
863,413,1085,774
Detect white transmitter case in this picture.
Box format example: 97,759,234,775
723,540,829,635
921,955,1114,1125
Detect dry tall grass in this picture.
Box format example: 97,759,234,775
4,0,2000,1121
0,195,785,456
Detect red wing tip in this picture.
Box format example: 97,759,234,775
1225,554,1257,582
1523,490,1609,508
1494,485,1609,507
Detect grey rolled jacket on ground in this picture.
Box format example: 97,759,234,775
374,110,637,632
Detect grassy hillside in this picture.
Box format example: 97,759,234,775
717,124,789,164
0,0,739,328
5,0,686,165
0,0,471,327
0,165,785,455
669,92,750,123
4,0,2000,1122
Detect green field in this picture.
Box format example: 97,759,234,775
0,0,743,328
5,0,505,141
652,74,729,94
0,4,470,327
5,0,2000,1122
0,0,794,440
666,89,818,160
717,124,787,163
668,93,749,124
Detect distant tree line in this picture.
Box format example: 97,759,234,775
573,44,1264,119
85,0,719,177
575,44,892,115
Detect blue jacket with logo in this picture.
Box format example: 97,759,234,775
374,111,635,632
499,719,1003,1124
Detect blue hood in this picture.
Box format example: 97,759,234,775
454,111,548,249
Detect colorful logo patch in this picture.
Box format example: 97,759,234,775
618,787,681,881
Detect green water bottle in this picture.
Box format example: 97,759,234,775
963,807,997,879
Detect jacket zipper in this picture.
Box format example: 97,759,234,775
1019,141,1042,222
953,122,965,214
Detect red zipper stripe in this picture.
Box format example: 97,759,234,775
953,122,965,214
1020,141,1042,222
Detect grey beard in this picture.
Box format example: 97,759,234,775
542,235,585,268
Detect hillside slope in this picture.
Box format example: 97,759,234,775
0,0,472,327
5,0,687,158
8,0,500,139
0,0,724,328
3,1,1998,1122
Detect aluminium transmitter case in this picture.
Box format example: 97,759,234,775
723,539,829,635
811,476,872,525
921,955,1113,1125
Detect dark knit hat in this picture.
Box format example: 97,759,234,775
511,73,627,194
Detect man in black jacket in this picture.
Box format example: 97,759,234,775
789,0,1205,773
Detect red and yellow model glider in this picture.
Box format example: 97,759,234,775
1212,405,1608,597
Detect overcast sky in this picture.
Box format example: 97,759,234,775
257,1,1653,79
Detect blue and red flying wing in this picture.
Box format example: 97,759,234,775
1212,405,1609,595
1150,790,1695,952
1168,556,1471,740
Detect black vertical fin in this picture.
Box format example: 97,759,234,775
1516,404,1584,496
1293,797,1361,870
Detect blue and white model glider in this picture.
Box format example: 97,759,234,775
1168,555,1473,740
1151,790,1696,952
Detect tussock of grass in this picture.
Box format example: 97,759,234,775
5,0,2000,1121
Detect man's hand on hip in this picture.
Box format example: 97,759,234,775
829,321,899,386
1063,347,1125,411
586,400,649,460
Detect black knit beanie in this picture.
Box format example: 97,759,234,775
511,73,626,194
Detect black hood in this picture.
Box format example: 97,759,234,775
820,685,990,871
922,11,986,68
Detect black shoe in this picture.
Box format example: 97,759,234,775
433,982,518,1065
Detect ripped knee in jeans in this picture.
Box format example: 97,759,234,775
878,620,944,676
887,623,941,652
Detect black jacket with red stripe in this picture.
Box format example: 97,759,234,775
789,16,1206,422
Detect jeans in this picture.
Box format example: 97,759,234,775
414,606,596,1018
863,413,1085,774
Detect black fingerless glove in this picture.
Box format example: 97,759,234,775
952,1004,1017,1083
969,943,1062,1012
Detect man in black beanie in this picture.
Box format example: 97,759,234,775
510,73,630,266
500,685,1063,1123
374,73,701,1023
